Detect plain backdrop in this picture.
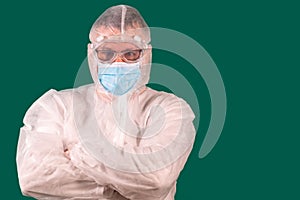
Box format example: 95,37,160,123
1,0,299,199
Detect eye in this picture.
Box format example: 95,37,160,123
124,50,142,61
96,50,115,61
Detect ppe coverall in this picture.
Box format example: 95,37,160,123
16,5,196,200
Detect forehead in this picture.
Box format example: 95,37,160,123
97,42,139,51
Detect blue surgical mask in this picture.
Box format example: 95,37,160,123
98,62,141,96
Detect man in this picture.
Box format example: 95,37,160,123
16,5,195,200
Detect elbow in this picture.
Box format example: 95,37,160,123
147,165,182,194
150,174,175,192
18,170,43,198
19,181,36,197
19,179,48,199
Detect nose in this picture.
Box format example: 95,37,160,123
114,54,124,62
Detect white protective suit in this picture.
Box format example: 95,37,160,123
16,5,196,200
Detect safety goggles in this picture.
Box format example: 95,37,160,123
95,49,144,63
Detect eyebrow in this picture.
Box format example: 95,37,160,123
96,47,113,51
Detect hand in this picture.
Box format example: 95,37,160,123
64,148,70,159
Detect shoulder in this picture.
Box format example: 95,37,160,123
24,85,94,122
36,84,95,104
142,87,176,102
143,87,195,118
144,87,192,106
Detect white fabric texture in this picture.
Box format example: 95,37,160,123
16,4,196,200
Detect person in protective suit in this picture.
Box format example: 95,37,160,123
16,4,196,200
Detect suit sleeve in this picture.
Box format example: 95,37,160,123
68,93,196,200
117,94,196,200
16,89,105,199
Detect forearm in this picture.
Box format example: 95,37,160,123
68,144,193,200
17,128,105,199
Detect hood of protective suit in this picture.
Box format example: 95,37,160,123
16,4,196,200
87,5,152,100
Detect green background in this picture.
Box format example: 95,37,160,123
1,0,299,199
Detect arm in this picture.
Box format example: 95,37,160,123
116,94,196,199
68,92,196,200
16,90,105,199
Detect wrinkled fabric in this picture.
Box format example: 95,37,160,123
16,4,196,200
17,86,195,199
